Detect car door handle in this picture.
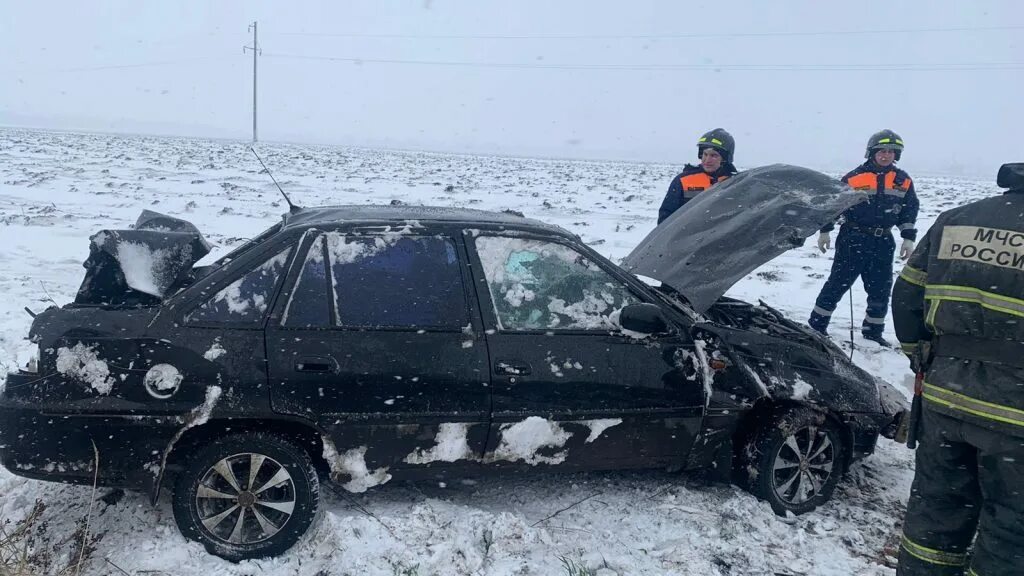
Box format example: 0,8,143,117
495,360,532,376
295,356,336,373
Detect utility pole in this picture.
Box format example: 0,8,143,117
243,21,260,142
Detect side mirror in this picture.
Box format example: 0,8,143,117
997,163,1024,189
619,303,669,334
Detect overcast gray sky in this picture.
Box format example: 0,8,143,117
1,1,1021,176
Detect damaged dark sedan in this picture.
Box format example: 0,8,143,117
0,164,907,561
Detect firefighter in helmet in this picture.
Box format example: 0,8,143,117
892,162,1024,575
808,129,920,346
657,128,738,223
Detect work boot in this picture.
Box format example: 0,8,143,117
862,333,892,347
807,310,831,334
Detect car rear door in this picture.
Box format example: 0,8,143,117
467,232,705,472
266,227,491,488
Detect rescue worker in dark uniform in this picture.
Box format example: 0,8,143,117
658,128,738,223
808,130,919,346
892,162,1024,576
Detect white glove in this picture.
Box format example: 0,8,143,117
817,232,831,253
900,239,916,260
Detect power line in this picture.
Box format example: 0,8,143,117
262,53,1024,72
7,52,1019,78
62,57,225,73
275,24,1024,41
3,56,230,75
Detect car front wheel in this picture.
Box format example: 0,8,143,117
172,433,321,561
745,407,847,516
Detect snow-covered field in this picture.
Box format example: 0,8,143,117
0,128,1001,575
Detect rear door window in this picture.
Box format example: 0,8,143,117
186,246,292,325
325,233,468,329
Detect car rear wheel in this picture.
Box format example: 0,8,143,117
172,433,321,561
744,407,846,516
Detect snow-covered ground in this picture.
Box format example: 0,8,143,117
0,128,1001,575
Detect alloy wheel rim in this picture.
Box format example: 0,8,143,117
770,425,835,506
195,452,297,545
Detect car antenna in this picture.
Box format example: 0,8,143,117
249,147,301,214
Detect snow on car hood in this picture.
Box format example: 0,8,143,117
75,210,211,305
622,164,868,313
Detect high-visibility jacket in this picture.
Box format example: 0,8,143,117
822,162,919,240
892,186,1024,438
657,163,737,223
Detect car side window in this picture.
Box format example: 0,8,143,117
186,246,292,324
282,236,329,328
475,236,637,331
325,233,468,329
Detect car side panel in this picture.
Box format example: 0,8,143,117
465,231,706,472
480,330,705,471
266,229,493,485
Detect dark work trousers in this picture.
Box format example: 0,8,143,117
898,407,1024,575
808,227,896,336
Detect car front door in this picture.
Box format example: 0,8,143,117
266,228,491,490
468,232,705,472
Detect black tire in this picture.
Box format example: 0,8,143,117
172,432,321,561
742,407,847,516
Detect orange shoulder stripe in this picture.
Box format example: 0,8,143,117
846,172,876,190
883,171,912,191
679,172,714,191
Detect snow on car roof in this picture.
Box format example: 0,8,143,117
281,204,567,233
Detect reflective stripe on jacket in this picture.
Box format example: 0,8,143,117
922,381,1024,429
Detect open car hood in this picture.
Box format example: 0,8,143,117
75,210,211,306
622,164,868,313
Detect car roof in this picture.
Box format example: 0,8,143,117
280,205,569,235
